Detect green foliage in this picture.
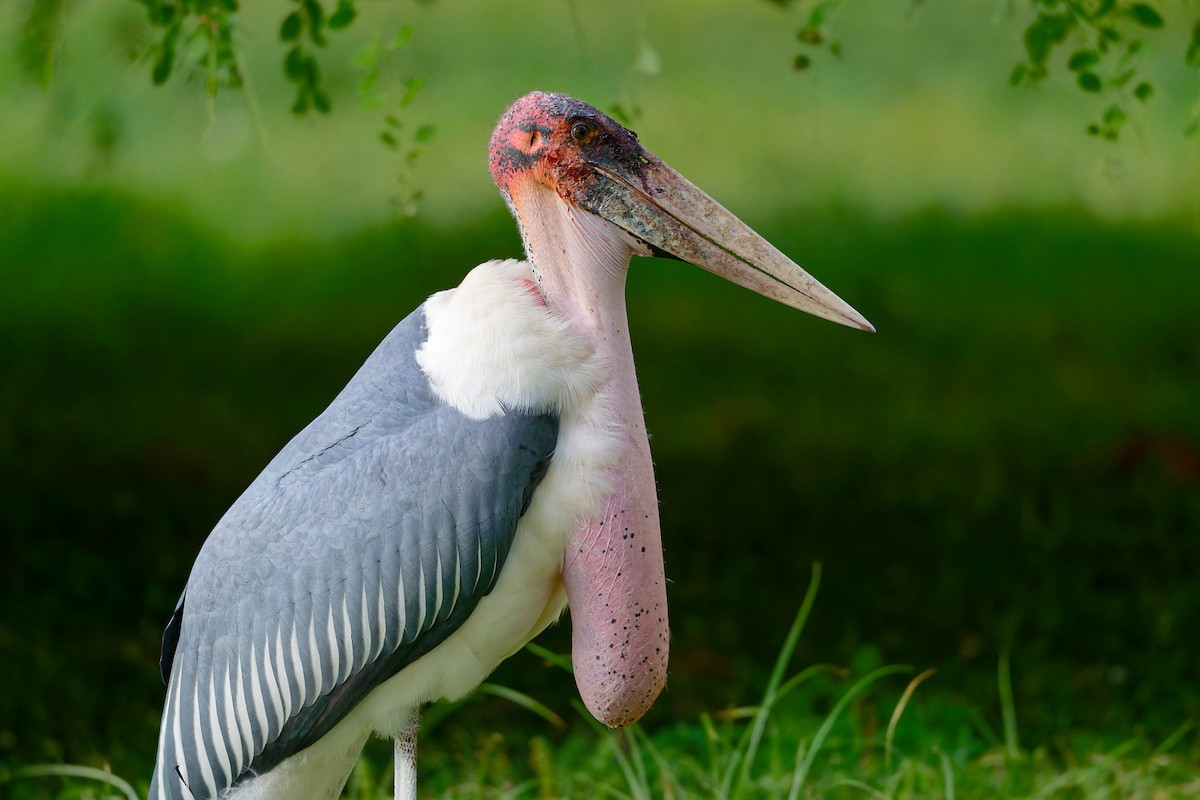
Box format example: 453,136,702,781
352,26,434,216
133,0,360,114
135,0,243,94
11,0,1198,143
277,0,346,114
16,0,66,87
1010,0,1197,139
766,0,1200,140
788,0,842,73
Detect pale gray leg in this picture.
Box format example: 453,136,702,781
394,713,418,800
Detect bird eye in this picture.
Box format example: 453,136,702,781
570,121,592,143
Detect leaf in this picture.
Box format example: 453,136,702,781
1103,104,1126,126
808,1,831,28
415,124,435,143
303,54,320,84
217,0,238,10
284,45,307,82
279,12,302,42
145,2,176,26
792,53,812,71
1009,63,1028,85
292,87,310,115
609,102,634,125
1134,81,1153,101
1067,50,1098,71
1077,71,1102,92
390,24,414,51
358,68,379,94
313,89,332,114
632,39,660,76
1112,68,1135,87
184,25,210,63
1187,20,1200,67
303,0,326,45
328,0,356,30
797,27,823,45
151,48,174,85
380,130,399,149
151,24,180,85
399,76,424,107
385,114,401,128
1128,3,1163,28
1024,12,1073,67
18,0,63,87
353,39,378,69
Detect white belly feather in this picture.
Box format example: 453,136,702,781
231,260,619,800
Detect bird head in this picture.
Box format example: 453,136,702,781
489,91,873,332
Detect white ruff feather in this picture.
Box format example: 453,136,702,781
416,259,609,420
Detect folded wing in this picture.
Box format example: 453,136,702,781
151,308,558,800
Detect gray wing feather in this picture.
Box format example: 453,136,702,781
150,306,559,800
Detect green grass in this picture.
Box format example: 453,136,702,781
5,568,1197,798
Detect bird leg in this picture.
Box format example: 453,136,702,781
394,713,419,800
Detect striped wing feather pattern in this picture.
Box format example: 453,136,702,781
151,308,558,800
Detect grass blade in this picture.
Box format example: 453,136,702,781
884,667,936,771
624,727,650,792
2,764,140,800
787,664,910,800
524,642,574,674
776,663,849,704
632,726,685,800
937,748,956,800
1151,719,1194,758
610,733,650,800
826,777,891,798
722,561,823,797
998,642,1020,759
478,683,567,730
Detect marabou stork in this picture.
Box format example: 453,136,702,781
150,91,873,800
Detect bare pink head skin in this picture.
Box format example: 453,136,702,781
488,92,873,727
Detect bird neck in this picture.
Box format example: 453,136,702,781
507,186,670,728
509,183,642,341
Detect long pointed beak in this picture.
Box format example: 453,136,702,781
575,154,874,332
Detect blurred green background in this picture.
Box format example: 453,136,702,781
1,0,1198,791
